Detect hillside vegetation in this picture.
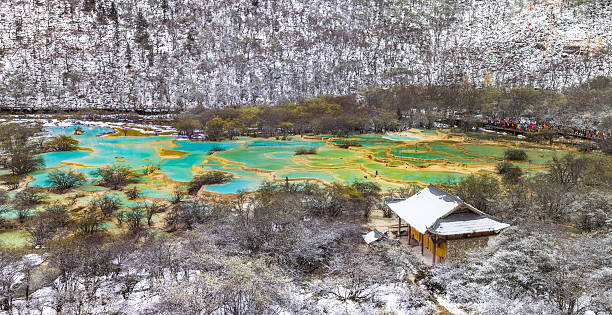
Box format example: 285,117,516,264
0,0,610,109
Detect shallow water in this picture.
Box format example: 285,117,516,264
27,126,565,194
1,126,573,246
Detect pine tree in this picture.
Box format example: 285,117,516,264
108,2,119,24
126,43,132,68
160,0,169,20
83,0,95,13
96,2,107,24
147,49,154,67
135,11,150,50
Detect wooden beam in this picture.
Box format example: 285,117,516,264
432,236,437,265
407,224,411,245
397,217,401,239
420,233,424,255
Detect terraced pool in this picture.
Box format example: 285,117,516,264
27,126,569,196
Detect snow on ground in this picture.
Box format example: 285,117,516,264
0,0,610,109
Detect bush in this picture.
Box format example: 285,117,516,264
496,161,513,174
496,162,523,184
170,190,186,204
15,189,45,207
337,141,363,149
453,175,500,211
73,126,85,135
26,215,57,246
351,181,381,196
295,147,317,155
578,142,598,153
93,165,134,189
42,203,70,228
47,169,86,191
4,151,44,175
207,147,226,155
125,208,146,233
77,207,104,234
0,123,44,175
0,191,7,207
125,186,140,200
26,203,70,246
142,201,166,226
167,200,220,229
143,165,158,175
92,194,121,217
188,172,233,194
46,135,79,152
597,138,612,154
504,149,528,161
13,189,45,223
573,193,612,232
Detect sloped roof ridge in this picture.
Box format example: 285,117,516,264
426,184,463,203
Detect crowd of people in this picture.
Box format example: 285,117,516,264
488,118,609,139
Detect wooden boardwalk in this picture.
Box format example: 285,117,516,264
486,125,605,140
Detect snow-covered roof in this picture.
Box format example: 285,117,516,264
386,185,509,235
428,212,510,236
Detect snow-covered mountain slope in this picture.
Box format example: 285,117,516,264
0,0,610,108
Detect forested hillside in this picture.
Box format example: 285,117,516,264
0,0,610,108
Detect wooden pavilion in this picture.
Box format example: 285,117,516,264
386,184,510,264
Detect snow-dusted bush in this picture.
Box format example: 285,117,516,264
424,226,612,314
0,0,610,110
571,191,612,232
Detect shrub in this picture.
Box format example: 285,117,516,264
77,207,104,234
142,201,166,226
597,138,612,154
13,189,44,223
167,200,220,230
125,186,141,200
453,175,500,212
5,151,44,175
0,191,7,208
125,208,146,233
47,169,86,191
26,216,56,247
207,147,226,155
46,135,79,152
337,141,363,149
295,147,317,155
573,193,612,232
15,189,45,207
73,126,85,135
504,149,528,161
578,142,598,153
497,161,524,184
93,165,134,189
496,161,514,174
143,165,158,175
170,190,186,204
351,181,381,196
42,203,70,228
188,172,233,194
26,203,70,246
92,194,121,217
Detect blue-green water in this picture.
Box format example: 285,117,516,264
22,126,563,195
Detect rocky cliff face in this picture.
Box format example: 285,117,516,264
0,0,610,108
